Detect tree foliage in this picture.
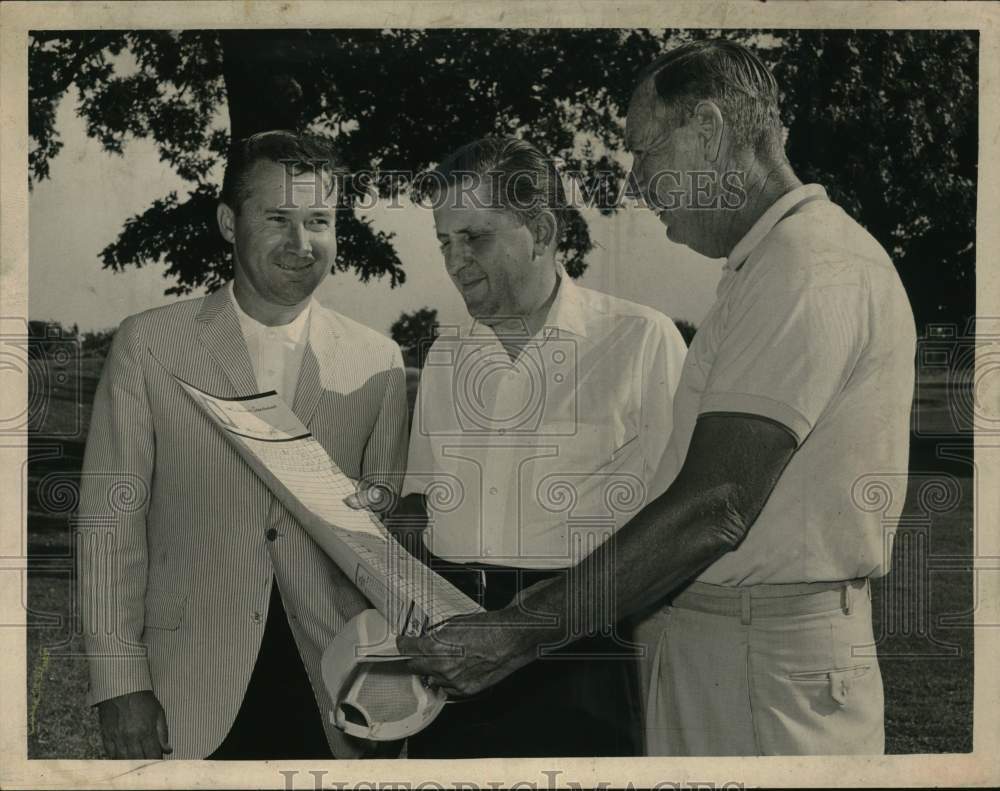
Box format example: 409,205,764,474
673,319,698,347
391,307,440,369
768,29,977,330
29,28,977,326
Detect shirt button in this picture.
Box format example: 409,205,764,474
489,487,498,495
266,528,278,541
251,611,263,623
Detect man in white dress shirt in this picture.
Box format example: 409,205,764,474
78,131,408,759
395,136,687,757
398,41,916,757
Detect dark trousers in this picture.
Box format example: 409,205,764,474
208,579,332,760
406,558,642,758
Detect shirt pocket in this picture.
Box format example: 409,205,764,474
143,588,188,631
540,420,637,469
530,421,646,521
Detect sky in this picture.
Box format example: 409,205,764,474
29,97,724,337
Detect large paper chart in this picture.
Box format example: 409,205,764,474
165,363,482,636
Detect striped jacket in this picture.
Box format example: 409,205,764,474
76,286,409,759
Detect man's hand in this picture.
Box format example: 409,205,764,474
398,415,796,700
97,690,172,759
397,608,549,698
345,490,428,548
343,483,395,514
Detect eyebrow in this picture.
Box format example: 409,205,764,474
264,206,336,214
435,224,487,239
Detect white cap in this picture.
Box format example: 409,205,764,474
321,609,448,741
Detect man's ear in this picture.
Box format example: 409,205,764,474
693,100,726,164
217,202,236,244
529,211,558,260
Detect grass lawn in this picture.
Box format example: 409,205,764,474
24,356,975,757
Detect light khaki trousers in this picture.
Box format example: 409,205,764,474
635,579,885,755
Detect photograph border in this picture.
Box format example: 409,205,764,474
2,1,998,788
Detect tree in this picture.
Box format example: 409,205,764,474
766,29,977,331
391,307,440,369
673,319,698,347
81,328,117,358
29,29,668,294
29,29,977,328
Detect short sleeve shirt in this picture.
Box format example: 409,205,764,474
664,185,917,585
404,278,687,569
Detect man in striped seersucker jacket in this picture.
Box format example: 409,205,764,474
76,131,409,760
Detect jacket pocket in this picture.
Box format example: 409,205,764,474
143,588,187,631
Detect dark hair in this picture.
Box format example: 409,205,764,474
429,136,568,244
220,130,344,210
638,39,784,158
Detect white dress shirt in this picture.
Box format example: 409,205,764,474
228,281,312,404
404,277,687,569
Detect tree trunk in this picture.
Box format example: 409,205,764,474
220,31,308,140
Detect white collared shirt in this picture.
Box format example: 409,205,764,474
228,281,312,404
666,184,917,585
404,277,687,569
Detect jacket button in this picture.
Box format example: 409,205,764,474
266,528,278,541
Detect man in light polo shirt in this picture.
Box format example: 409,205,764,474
398,40,916,756
394,135,687,757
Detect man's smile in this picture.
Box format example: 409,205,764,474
275,259,315,272
458,275,486,291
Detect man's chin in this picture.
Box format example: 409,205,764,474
662,221,699,254
464,299,492,321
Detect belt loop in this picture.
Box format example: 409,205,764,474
740,588,752,625
842,582,853,615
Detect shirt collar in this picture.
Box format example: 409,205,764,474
468,275,589,342
725,184,828,272
227,280,312,343
539,275,589,339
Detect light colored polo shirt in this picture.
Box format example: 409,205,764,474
404,277,687,569
228,281,312,403
665,184,917,585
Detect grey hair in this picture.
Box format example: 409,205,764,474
429,136,568,246
638,39,785,159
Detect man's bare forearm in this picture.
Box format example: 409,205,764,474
505,483,742,649
505,415,797,655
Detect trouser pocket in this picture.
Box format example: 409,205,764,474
787,664,874,707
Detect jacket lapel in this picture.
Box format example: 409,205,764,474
195,286,259,397
291,303,342,429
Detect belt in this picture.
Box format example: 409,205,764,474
669,578,869,624
429,556,563,611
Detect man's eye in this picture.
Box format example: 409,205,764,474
308,218,331,230
439,240,450,249
266,215,288,224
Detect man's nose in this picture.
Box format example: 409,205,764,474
287,223,312,256
443,239,467,275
